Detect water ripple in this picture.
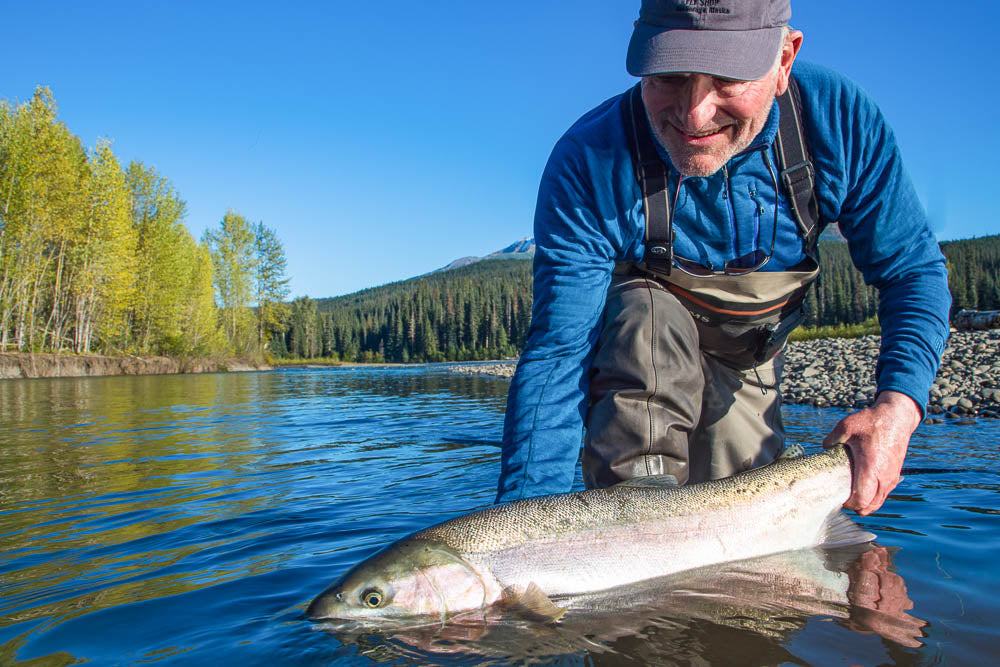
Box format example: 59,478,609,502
1,369,998,664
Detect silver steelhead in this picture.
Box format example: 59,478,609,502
307,445,874,624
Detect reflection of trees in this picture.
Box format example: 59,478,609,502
1,373,279,505
0,367,508,636
0,372,291,629
273,366,510,405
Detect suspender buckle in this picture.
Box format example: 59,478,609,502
780,160,814,190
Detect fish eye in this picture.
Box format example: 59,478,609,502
361,588,383,608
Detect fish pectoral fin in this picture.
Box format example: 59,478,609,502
500,582,567,623
778,443,806,459
613,474,680,488
821,510,877,547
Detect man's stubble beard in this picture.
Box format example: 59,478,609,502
646,75,780,179
648,115,760,179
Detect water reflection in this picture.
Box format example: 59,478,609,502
320,544,925,664
0,368,507,650
1,368,997,665
274,365,512,403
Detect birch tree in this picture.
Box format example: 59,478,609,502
126,161,189,352
203,210,256,354
71,138,136,353
178,236,223,356
0,87,89,351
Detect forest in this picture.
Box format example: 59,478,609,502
0,87,290,359
274,235,1000,364
274,259,532,363
4,86,996,366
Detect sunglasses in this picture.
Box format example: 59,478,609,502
669,151,779,278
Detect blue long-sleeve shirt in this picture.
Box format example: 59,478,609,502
496,61,951,503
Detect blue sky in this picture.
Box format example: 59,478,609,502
3,1,996,298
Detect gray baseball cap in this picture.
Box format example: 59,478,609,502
626,0,791,81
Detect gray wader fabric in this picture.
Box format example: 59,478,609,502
583,265,815,489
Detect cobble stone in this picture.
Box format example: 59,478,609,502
453,330,1000,421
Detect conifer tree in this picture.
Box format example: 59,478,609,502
254,221,290,352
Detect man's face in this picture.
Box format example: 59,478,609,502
639,32,801,178
641,71,779,178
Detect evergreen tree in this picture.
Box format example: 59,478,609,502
254,221,291,353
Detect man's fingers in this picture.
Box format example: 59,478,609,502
822,417,853,449
844,462,878,514
853,475,894,516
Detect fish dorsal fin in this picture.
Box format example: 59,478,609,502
821,510,876,547
778,443,806,459
614,474,680,488
501,582,566,623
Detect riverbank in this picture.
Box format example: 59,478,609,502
450,330,1000,422
0,353,270,379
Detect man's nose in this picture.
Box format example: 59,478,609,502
678,75,717,130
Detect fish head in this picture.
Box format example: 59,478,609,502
307,538,490,624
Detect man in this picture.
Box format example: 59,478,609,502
496,0,950,516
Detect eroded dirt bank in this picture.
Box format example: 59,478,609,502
0,353,270,379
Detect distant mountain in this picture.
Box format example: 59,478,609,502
435,237,534,272
489,238,536,256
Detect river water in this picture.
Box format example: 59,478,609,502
0,366,997,665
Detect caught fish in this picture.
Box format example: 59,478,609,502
320,545,926,662
307,444,874,624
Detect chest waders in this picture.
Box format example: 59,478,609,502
583,79,826,490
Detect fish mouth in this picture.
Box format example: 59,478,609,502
306,583,351,620
305,589,340,620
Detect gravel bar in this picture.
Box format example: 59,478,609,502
451,330,1000,424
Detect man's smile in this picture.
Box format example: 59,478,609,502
668,122,729,144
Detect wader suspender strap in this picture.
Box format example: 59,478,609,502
773,76,822,260
624,84,673,276
622,77,822,268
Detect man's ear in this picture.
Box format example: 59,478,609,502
775,30,804,96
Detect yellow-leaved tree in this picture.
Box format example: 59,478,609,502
0,87,90,352
126,161,193,354
203,210,256,356
71,139,136,353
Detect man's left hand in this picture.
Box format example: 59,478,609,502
822,390,922,516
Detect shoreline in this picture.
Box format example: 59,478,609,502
450,330,1000,423
0,352,270,380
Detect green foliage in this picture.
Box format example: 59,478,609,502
254,221,291,352
803,234,1000,328
1,87,92,351
276,258,532,362
202,212,292,360
82,139,136,352
287,234,1000,362
0,87,288,361
127,160,194,353
203,210,256,355
789,317,881,342
802,240,880,328
940,235,1000,311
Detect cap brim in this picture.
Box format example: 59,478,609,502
626,23,784,81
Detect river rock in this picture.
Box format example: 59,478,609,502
452,329,1000,420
